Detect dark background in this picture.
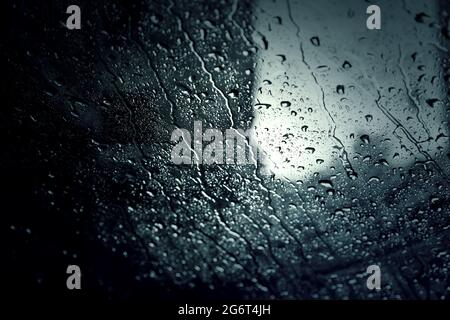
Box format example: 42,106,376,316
2,0,450,302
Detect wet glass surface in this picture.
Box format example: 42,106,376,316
2,0,450,299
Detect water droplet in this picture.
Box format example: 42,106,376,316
342,61,352,69
310,36,320,46
228,89,239,98
276,54,286,63
360,135,370,144
426,98,439,108
319,180,333,188
281,101,291,107
336,85,345,94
